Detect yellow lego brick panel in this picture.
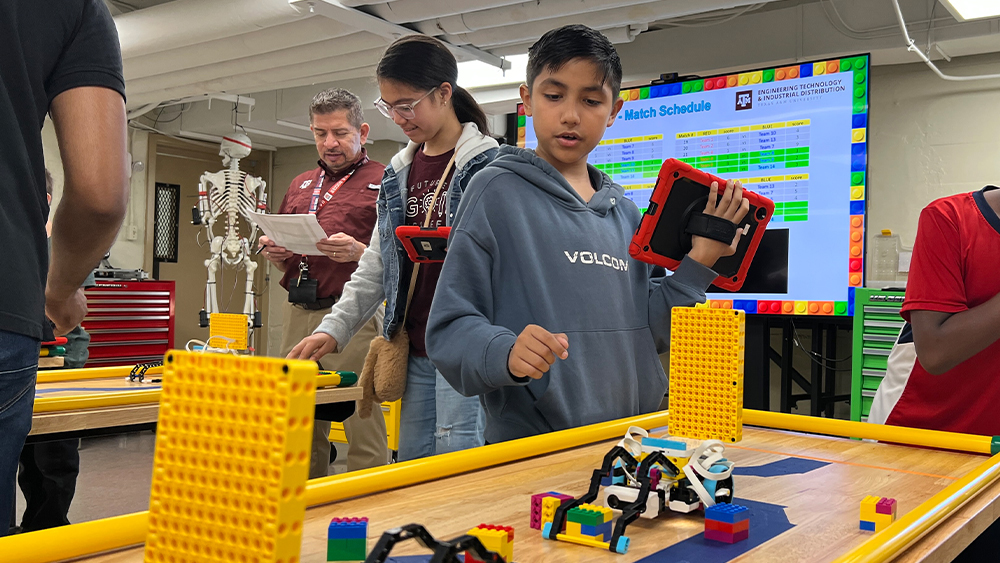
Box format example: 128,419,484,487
467,526,512,562
668,307,745,443
144,351,317,563
208,313,249,351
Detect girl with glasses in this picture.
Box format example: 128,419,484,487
288,35,498,461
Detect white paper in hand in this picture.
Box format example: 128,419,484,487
252,214,328,256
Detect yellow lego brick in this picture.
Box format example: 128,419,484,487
541,496,561,526
467,527,512,562
860,495,880,521
208,313,249,350
873,512,894,532
668,307,745,443
144,351,316,563
852,128,866,143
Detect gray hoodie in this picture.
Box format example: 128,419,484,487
426,146,718,443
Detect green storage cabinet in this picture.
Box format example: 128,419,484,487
851,288,906,422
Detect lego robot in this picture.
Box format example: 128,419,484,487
192,133,266,329
541,427,735,554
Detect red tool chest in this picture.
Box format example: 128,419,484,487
81,280,175,367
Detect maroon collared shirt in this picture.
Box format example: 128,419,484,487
277,150,384,298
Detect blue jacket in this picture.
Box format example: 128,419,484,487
314,123,499,345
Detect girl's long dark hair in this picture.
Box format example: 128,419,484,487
376,35,490,136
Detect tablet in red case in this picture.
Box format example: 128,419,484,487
396,226,452,263
629,158,775,291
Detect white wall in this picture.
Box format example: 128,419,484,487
868,52,1000,248
42,120,149,270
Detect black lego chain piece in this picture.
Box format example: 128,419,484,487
364,523,505,563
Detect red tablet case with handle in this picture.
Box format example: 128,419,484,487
629,158,774,291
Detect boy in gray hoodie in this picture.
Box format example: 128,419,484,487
426,25,749,444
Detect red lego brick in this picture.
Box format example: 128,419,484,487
705,518,749,534
705,528,749,544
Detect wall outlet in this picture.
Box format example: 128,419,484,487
127,225,139,240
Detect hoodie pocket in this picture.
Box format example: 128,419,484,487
531,328,667,431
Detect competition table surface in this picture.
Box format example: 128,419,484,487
30,367,362,439
32,411,1000,563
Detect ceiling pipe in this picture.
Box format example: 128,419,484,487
485,24,647,57
126,32,384,96
362,0,528,24
441,0,776,47
413,0,664,35
123,17,354,81
126,49,384,107
115,0,308,59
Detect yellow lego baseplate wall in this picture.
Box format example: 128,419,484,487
144,351,316,563
208,313,249,351
668,307,745,443
329,399,400,451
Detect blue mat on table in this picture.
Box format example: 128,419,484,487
634,499,794,562
733,457,829,477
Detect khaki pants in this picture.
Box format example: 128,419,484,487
280,302,388,478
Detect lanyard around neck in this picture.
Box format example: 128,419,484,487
309,156,368,215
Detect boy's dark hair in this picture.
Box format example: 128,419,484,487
44,168,53,197
376,34,490,136
526,25,622,98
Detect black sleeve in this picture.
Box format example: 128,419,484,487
46,0,125,104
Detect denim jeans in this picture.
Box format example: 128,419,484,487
0,329,39,537
398,355,485,462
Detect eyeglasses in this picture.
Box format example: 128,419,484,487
374,88,436,120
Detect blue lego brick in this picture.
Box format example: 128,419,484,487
850,200,865,215
668,83,682,96
329,519,368,540
642,436,687,451
852,156,866,172
799,63,813,78
705,503,749,524
733,300,758,314
852,142,867,156
581,521,613,538
853,113,867,129
849,302,855,316
860,520,876,531
848,286,856,303
601,475,613,487
650,85,664,98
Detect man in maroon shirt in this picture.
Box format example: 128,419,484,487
259,88,387,476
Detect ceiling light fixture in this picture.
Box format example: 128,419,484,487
939,0,1000,21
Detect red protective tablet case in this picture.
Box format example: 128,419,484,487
395,226,452,263
629,159,775,291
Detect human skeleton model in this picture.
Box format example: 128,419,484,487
193,133,267,328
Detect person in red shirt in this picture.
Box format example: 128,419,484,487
869,186,1000,436
258,88,388,476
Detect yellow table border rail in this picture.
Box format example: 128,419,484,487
4,409,1000,563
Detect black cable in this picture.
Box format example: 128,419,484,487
789,320,854,371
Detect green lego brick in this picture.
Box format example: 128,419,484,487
852,172,865,185
855,69,867,84
835,302,848,315
517,115,526,127
763,68,775,82
853,100,868,114
328,538,367,561
567,506,603,526
692,79,704,92
682,82,692,93
640,87,650,99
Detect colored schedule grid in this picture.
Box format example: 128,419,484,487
675,120,811,174
592,134,664,182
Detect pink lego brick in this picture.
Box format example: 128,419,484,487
876,498,897,515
